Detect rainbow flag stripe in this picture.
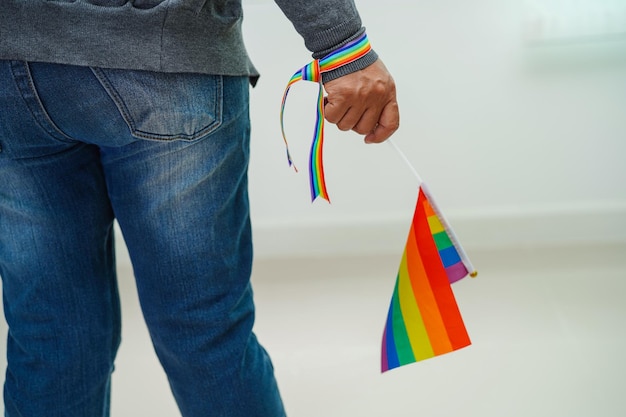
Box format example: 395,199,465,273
424,192,471,284
280,32,371,202
382,186,471,372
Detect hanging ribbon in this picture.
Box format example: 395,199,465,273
280,32,372,202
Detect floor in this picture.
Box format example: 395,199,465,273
2,243,626,416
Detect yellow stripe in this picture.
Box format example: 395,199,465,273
397,250,434,361
427,214,444,234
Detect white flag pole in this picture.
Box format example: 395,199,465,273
387,139,477,277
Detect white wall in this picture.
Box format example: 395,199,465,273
243,0,626,258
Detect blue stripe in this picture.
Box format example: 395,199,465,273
438,245,462,268
384,299,400,370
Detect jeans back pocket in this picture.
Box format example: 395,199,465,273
91,67,223,141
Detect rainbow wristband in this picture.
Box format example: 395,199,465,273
280,32,372,202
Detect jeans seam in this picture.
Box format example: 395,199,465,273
90,67,138,136
9,61,77,144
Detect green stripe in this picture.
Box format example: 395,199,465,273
432,231,453,250
391,279,415,365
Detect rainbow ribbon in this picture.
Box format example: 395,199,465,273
280,32,372,202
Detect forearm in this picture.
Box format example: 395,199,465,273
274,0,378,82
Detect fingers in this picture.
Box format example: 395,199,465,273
323,59,399,143
323,100,352,130
364,100,400,144
326,104,380,134
325,90,399,143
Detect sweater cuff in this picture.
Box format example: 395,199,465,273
321,49,378,83
313,27,378,83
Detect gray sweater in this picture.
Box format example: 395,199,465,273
0,0,378,83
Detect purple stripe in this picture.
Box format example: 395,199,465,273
445,262,469,284
324,32,367,59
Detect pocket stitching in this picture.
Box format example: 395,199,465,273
91,68,224,142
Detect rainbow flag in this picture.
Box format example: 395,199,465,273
382,184,475,372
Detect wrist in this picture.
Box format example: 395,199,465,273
321,49,378,83
315,30,378,83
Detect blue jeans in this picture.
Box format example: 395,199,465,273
0,61,285,417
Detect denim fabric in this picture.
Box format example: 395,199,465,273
0,60,285,417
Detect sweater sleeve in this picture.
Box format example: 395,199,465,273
273,0,378,82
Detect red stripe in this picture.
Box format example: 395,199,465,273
414,189,471,350
405,220,452,355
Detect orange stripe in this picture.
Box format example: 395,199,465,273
404,218,453,355
423,196,436,217
415,190,471,350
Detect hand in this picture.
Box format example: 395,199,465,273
323,59,399,144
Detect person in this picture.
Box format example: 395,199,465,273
0,1,399,416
